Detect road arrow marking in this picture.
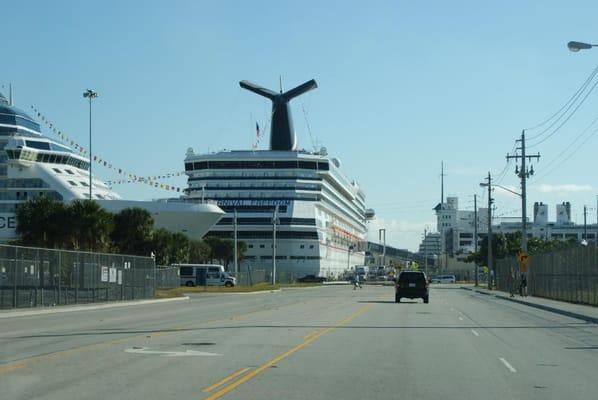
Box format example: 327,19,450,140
499,357,517,373
125,347,221,357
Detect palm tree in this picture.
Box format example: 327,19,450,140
68,200,113,252
111,207,154,255
15,196,67,248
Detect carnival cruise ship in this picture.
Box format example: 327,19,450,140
182,79,374,278
0,91,224,241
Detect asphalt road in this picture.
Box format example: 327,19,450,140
1,285,597,400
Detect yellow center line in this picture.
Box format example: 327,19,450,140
202,367,252,393
204,303,373,400
0,362,27,374
0,295,327,375
302,329,322,341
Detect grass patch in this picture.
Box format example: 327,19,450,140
155,282,325,298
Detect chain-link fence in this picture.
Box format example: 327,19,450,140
155,266,180,289
0,244,156,309
495,246,598,306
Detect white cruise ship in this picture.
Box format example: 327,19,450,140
0,91,224,241
182,79,374,278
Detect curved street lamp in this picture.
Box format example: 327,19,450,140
567,41,597,52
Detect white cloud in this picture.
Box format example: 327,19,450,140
537,184,593,193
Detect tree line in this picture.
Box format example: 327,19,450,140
466,231,582,266
15,196,246,266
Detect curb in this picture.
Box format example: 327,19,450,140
195,289,283,295
0,296,190,319
463,287,598,325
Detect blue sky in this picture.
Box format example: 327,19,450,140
2,0,598,251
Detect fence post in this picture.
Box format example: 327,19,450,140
13,247,18,308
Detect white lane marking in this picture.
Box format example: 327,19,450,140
499,357,517,373
458,316,464,321
125,347,221,357
471,329,480,336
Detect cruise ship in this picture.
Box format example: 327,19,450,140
182,79,374,278
0,91,224,242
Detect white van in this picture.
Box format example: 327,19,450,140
431,274,456,284
176,264,237,287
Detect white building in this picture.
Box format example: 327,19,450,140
433,196,488,260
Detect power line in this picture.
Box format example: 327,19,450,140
526,65,598,136
532,122,598,183
527,76,598,148
531,115,598,182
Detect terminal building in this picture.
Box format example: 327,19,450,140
423,197,597,261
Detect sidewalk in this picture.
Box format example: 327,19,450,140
0,296,189,319
461,285,598,324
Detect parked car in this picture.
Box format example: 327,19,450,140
431,275,456,284
395,271,429,303
297,274,327,283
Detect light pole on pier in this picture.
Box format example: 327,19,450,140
83,89,98,199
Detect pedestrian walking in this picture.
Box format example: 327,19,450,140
519,272,528,297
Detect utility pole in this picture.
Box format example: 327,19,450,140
272,205,279,285
439,161,448,272
474,194,479,287
506,130,540,253
480,173,494,290
233,209,238,277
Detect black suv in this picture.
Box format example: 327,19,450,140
297,274,327,283
395,271,429,303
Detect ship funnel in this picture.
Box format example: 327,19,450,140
240,79,317,151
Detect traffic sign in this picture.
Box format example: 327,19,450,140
517,251,530,273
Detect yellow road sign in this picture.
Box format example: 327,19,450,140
518,251,530,273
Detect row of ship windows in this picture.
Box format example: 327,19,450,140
0,115,41,132
186,160,329,171
206,195,319,202
0,190,63,201
5,150,89,170
217,218,316,226
247,244,316,250
219,205,288,213
0,178,50,189
189,175,323,181
190,184,321,191
206,231,319,240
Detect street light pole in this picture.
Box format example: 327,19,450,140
474,194,479,287
583,205,588,243
83,89,98,199
423,228,428,275
233,209,238,277
272,205,279,285
378,228,386,266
